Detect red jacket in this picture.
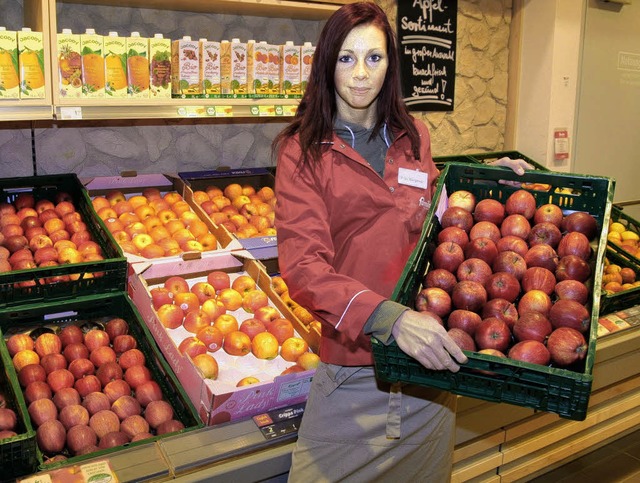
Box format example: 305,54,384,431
275,119,440,366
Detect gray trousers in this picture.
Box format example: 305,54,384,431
288,363,456,483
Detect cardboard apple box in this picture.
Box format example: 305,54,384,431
82,172,244,265
128,252,316,425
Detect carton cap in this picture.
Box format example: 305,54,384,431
131,31,141,37
232,38,240,43
153,33,164,38
183,36,192,41
259,41,268,45
200,38,207,42
85,28,96,35
285,40,294,46
21,27,32,32
108,31,118,37
0,27,5,31
62,28,73,34
303,42,312,47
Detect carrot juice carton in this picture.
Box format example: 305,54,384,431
126,31,149,98
17,28,45,98
80,28,105,98
149,33,171,98
266,43,280,98
104,31,127,98
300,41,315,95
280,41,301,98
171,35,201,98
221,38,247,98
0,27,20,99
56,29,82,99
247,40,270,98
201,38,221,98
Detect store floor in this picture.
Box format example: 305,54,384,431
528,428,640,482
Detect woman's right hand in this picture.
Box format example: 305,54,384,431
391,310,468,372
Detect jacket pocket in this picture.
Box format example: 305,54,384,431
315,363,364,397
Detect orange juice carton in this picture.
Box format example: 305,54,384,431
104,31,127,98
126,31,149,98
280,41,301,98
0,27,20,99
171,35,201,98
266,43,280,97
56,28,82,99
200,38,221,98
247,40,271,98
17,28,45,98
221,38,247,98
80,28,105,97
300,41,315,95
149,33,171,98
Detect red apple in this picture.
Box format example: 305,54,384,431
485,271,521,302
447,190,476,212
456,257,493,286
84,329,110,352
464,237,499,266
521,267,556,295
481,298,518,329
446,309,482,336
451,280,487,313
74,374,102,398
524,244,559,272
505,189,537,219
96,361,123,387
112,334,137,354
40,353,68,375
469,221,501,244
549,299,590,333
239,318,268,340
118,349,146,371
500,214,531,240
182,309,212,334
447,328,476,351
441,207,474,233
18,363,47,387
251,331,280,359
534,203,564,227
223,330,252,356
437,226,469,249
253,305,282,326
46,368,75,393
415,287,452,319
6,333,35,357
196,326,225,353
474,317,512,352
207,271,231,292
267,318,295,345
192,353,219,379
473,198,505,226
164,275,190,296
424,268,458,294
178,337,207,358
492,250,527,281
557,231,592,261
105,318,129,340
190,282,217,304
59,325,83,347
513,312,553,343
554,280,589,305
280,337,310,362
508,340,550,365
555,255,591,283
29,398,59,428
89,346,117,367
547,327,588,366
63,342,90,363
135,381,163,407
433,241,465,273
561,212,598,241
528,222,562,248
517,289,552,318
124,365,152,389
52,386,81,410
150,287,173,310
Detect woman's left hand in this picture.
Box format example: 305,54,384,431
488,156,534,175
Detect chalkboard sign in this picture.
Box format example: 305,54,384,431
397,0,458,112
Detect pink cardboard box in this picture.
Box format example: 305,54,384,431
128,253,316,425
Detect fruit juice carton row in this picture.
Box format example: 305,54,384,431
0,292,202,474
372,162,615,421
128,254,317,426
178,167,277,257
0,173,127,308
0,333,38,479
82,172,244,266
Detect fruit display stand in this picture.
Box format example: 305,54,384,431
128,252,317,427
372,162,615,421
0,292,202,475
82,172,243,265
0,174,128,307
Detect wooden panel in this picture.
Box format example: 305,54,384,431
452,448,503,483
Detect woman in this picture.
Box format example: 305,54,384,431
273,3,529,481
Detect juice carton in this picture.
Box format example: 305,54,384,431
201,38,221,98
149,33,171,98
104,31,127,98
300,41,315,95
17,28,45,98
221,38,247,98
56,29,82,98
247,40,270,98
0,27,20,99
280,41,301,98
266,43,280,98
126,31,149,98
80,28,105,98
171,36,201,98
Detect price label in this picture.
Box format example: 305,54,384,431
58,107,83,120
253,402,305,440
214,106,234,117
282,105,298,117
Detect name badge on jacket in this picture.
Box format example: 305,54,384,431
398,167,428,189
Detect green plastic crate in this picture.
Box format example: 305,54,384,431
600,248,640,315
468,150,549,172
0,292,203,472
606,206,640,267
0,335,38,479
0,174,128,307
372,162,615,421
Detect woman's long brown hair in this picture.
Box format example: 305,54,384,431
272,2,420,168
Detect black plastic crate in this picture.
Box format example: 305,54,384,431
372,162,615,421
0,292,203,472
606,206,640,267
0,335,38,480
600,248,640,315
0,174,127,307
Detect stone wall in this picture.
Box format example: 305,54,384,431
0,0,513,177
